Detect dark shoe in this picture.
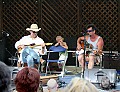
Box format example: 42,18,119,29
34,59,38,64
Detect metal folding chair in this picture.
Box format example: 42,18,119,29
45,46,67,77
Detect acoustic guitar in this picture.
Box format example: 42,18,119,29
18,43,53,53
76,41,102,55
76,41,93,55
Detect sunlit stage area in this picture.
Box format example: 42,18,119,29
0,0,120,92
9,55,120,92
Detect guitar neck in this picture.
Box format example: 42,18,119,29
24,44,41,46
24,43,53,46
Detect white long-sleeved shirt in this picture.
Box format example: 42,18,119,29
15,35,47,55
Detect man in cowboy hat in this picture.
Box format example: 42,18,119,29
15,24,47,68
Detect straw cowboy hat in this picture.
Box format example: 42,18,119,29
26,24,41,32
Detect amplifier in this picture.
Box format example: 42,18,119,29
84,68,117,84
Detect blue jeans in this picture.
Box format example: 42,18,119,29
21,47,40,67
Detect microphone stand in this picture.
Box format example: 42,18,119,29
6,48,18,66
81,32,87,78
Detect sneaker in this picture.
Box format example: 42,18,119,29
58,62,63,69
65,69,68,73
34,59,38,64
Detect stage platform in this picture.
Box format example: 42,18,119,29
9,66,120,92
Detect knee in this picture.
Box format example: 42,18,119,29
78,55,83,60
89,56,95,61
27,55,33,62
88,61,94,69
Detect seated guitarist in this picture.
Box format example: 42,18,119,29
15,24,47,68
77,24,104,72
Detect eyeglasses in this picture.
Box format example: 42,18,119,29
86,30,94,32
33,31,38,33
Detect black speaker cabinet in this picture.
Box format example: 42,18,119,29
64,37,77,50
102,53,120,70
0,40,6,62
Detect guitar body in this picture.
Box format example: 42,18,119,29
76,41,93,55
80,41,93,50
76,41,103,56
80,40,84,49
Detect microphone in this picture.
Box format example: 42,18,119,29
81,32,87,35
81,31,90,36
6,32,9,36
2,30,9,36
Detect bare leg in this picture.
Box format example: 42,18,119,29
78,54,84,71
40,58,45,64
88,55,95,69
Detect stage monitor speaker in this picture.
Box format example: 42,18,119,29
84,68,117,84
